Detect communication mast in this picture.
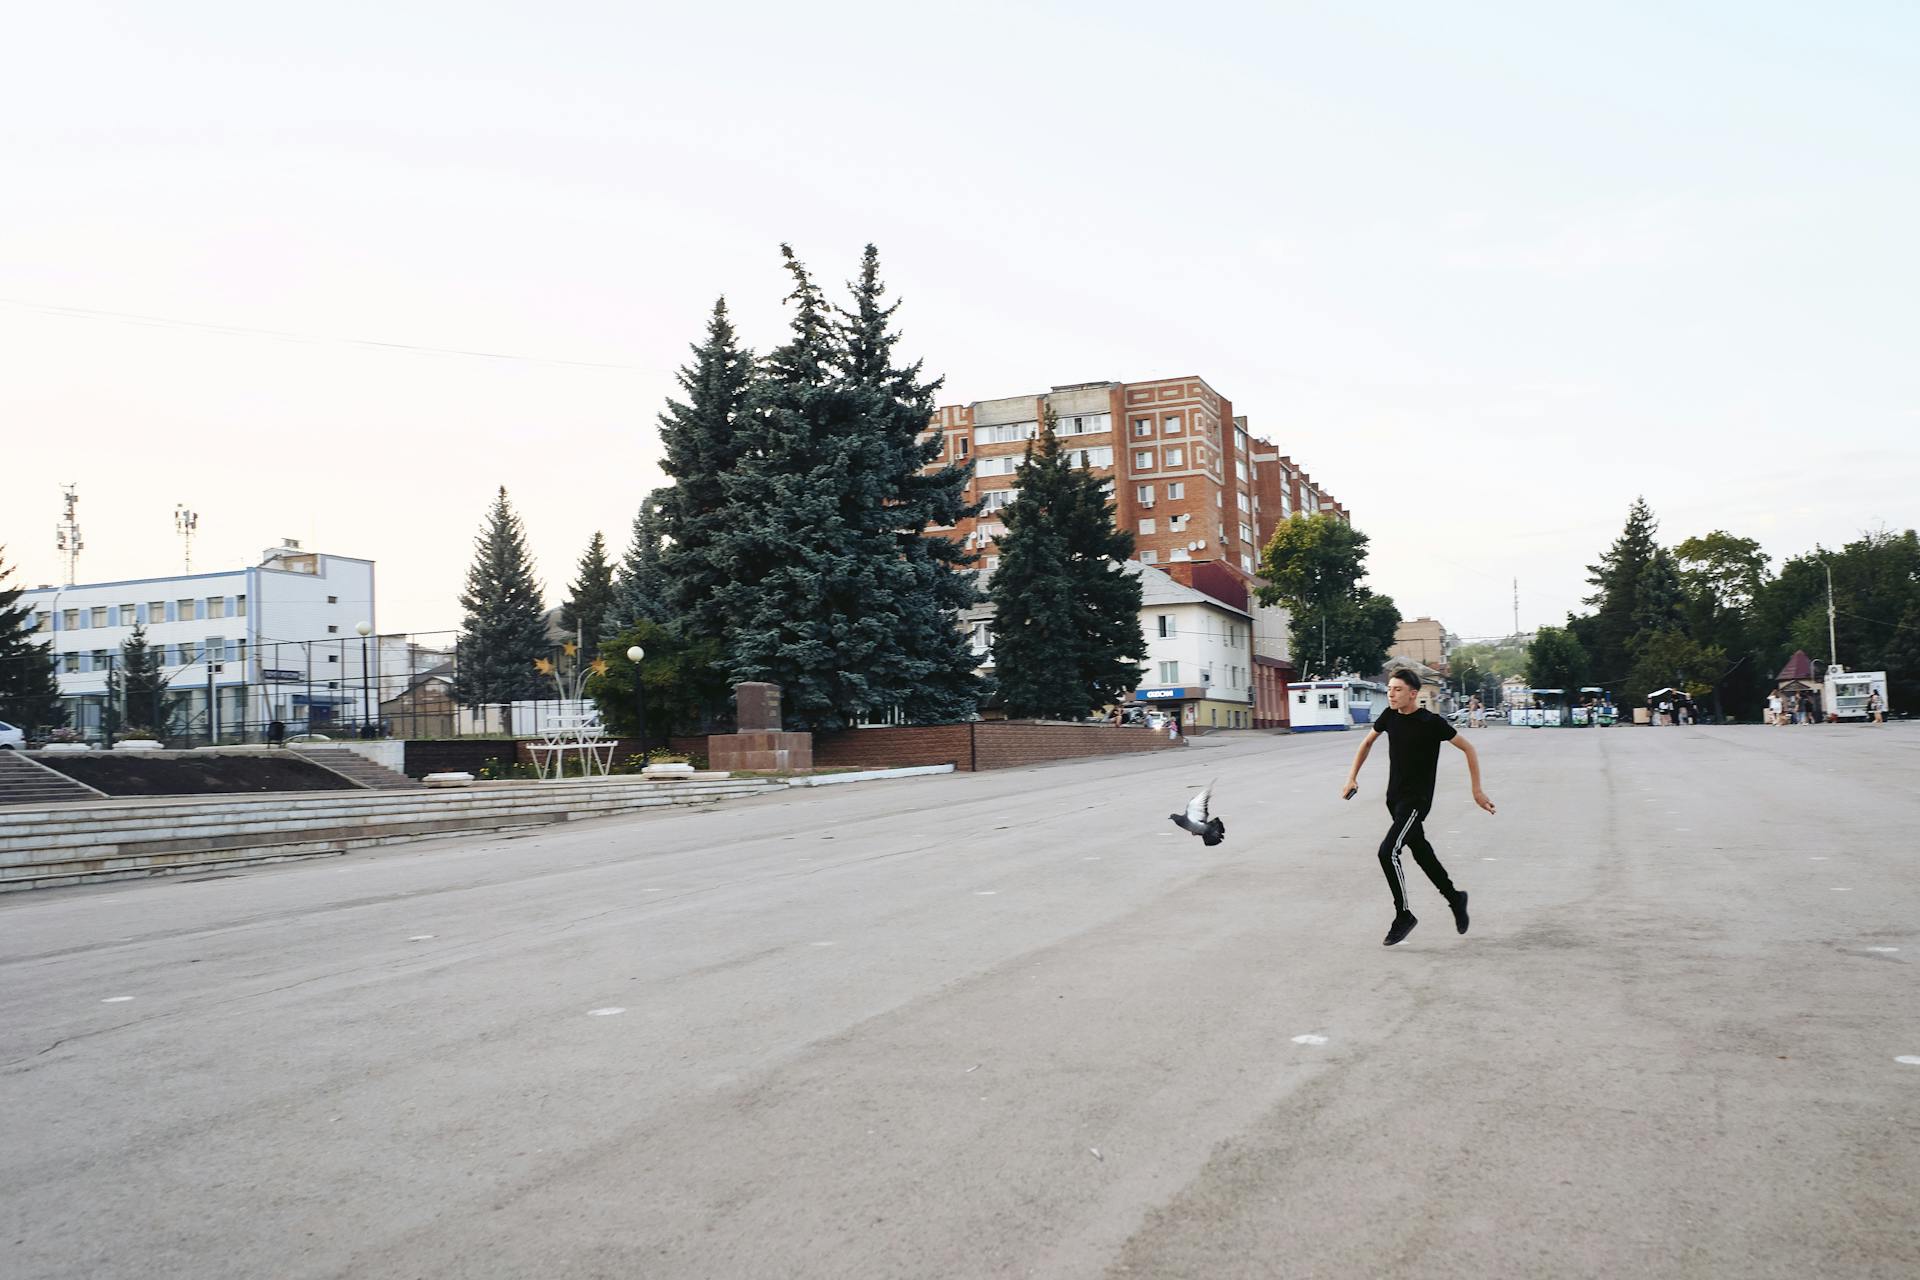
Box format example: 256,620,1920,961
55,484,83,585
175,505,200,572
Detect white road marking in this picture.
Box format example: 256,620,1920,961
1809,857,1829,861
644,888,668,893
1291,1033,1329,1046
407,934,436,941
1831,887,1852,892
101,996,134,1003
586,1007,626,1017
1866,947,1899,953
1897,1057,1920,1066
1482,857,1498,862
975,890,998,896
1082,856,1102,861
812,941,836,947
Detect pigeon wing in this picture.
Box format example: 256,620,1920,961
1184,781,1215,825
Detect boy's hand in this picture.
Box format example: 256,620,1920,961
1473,789,1496,815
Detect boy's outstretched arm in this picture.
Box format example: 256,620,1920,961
1342,728,1380,799
1450,735,1497,813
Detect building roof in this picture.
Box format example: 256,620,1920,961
1127,561,1251,617
1776,649,1817,681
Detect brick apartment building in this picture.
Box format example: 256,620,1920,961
924,375,1350,729
926,375,1347,576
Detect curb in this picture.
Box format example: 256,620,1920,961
786,764,956,788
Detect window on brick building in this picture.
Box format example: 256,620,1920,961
1134,450,1154,469
1166,481,1184,499
1163,414,1183,434
1165,447,1184,468
1140,549,1158,564
1169,514,1190,532
1136,484,1154,504
1132,418,1152,438
1138,518,1155,535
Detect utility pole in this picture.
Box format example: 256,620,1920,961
56,484,83,585
175,505,199,573
1512,579,1520,640
1826,562,1839,666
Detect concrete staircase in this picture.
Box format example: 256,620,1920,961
0,774,787,892
0,751,108,808
295,747,417,790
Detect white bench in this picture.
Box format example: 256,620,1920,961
524,713,617,780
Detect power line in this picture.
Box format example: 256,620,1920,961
0,296,646,372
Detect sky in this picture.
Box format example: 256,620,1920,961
4,2,1916,645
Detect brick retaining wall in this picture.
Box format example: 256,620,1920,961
971,721,1179,770
403,725,1174,778
812,721,1178,772
814,724,975,770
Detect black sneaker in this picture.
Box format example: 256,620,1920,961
1449,891,1470,935
1383,911,1418,946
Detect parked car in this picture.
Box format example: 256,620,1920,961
0,719,24,750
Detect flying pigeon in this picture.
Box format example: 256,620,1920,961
1170,780,1225,846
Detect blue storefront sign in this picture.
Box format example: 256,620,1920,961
1134,686,1205,703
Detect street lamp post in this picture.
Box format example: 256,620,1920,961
625,645,648,757
355,622,374,738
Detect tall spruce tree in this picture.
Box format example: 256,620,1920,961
989,410,1144,719
452,487,550,707
1580,497,1662,683
656,298,754,643
835,243,982,721
558,531,615,659
607,489,673,635
111,623,173,734
0,548,63,731
710,244,980,729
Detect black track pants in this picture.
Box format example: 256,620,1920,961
1377,799,1459,914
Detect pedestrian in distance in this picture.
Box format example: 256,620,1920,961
1867,690,1884,725
1342,667,1496,946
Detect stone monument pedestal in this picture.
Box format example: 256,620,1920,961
708,730,813,772
706,682,813,772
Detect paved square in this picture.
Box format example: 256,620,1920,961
3,725,1916,1278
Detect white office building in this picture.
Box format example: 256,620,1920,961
1130,562,1258,730
22,540,377,739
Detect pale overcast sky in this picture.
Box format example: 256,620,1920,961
4,2,1915,643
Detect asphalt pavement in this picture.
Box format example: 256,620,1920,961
3,722,1917,1279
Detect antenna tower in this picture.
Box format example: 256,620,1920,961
1512,579,1520,639
175,505,200,573
55,484,83,585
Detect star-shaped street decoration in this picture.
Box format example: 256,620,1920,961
533,657,555,676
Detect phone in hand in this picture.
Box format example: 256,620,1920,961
1342,786,1357,800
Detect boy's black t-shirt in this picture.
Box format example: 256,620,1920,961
1370,707,1456,810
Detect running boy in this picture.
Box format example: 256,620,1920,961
1342,668,1496,946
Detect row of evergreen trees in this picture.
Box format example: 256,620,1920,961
1527,498,1920,716
450,246,1151,734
